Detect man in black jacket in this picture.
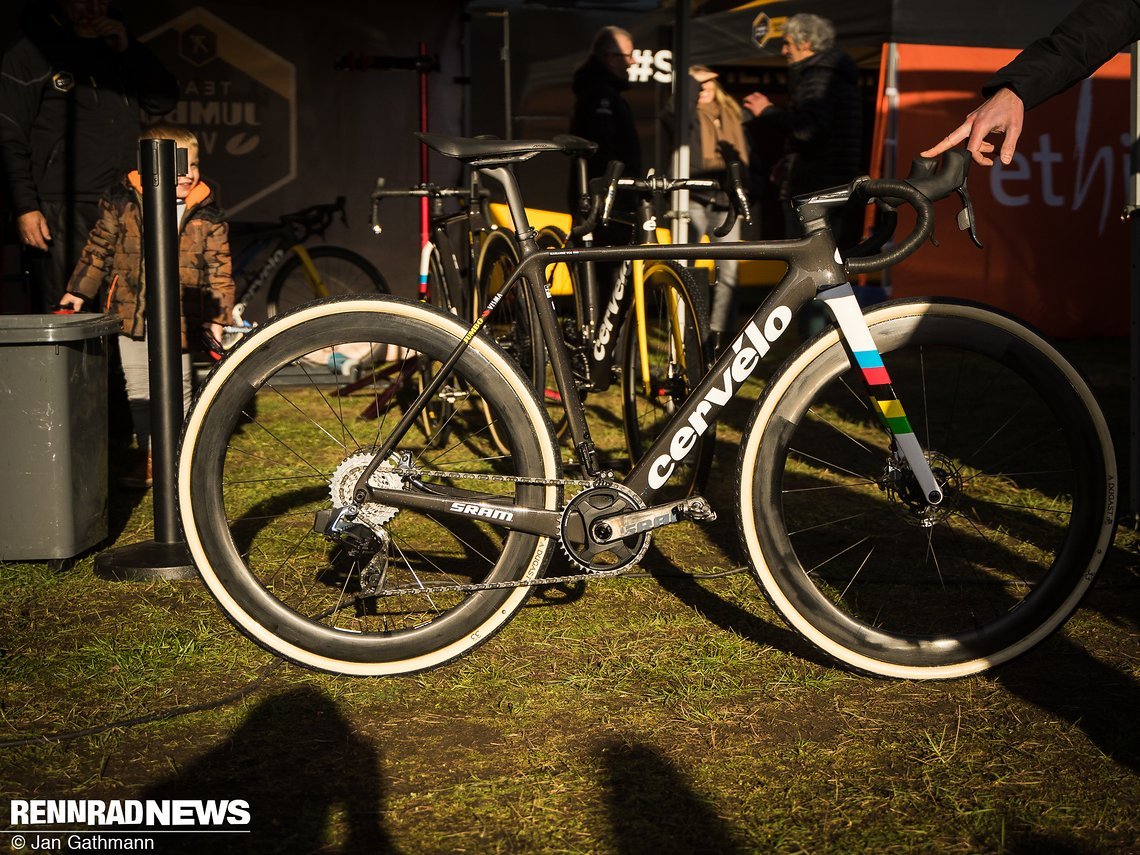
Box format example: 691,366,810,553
923,0,1140,166
0,0,179,311
742,13,862,242
569,26,640,180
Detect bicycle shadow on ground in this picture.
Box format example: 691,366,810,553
596,736,744,855
142,686,398,855
657,455,1140,773
640,543,834,671
992,543,1140,774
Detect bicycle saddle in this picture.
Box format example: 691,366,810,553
416,132,563,166
552,134,599,158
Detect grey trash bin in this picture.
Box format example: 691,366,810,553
0,313,121,561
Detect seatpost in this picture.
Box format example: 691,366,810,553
574,155,600,335
478,165,533,240
575,157,591,219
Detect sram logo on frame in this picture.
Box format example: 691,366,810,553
450,502,515,522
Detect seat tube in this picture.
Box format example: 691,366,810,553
479,164,595,454
479,165,532,237
574,156,600,332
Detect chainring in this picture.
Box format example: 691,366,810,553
559,482,650,572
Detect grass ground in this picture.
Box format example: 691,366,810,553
1,333,1137,854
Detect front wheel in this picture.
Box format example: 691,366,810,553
266,245,389,317
738,299,1116,679
179,295,560,676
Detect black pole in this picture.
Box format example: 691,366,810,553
671,0,691,244
142,139,183,543
1129,43,1139,526
95,138,195,580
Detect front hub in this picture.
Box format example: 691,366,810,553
882,451,961,527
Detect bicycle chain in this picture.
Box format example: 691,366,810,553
360,465,629,598
372,565,633,598
373,463,597,489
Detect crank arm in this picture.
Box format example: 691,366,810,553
593,496,716,544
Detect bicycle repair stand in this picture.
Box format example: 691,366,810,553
336,45,440,249
96,139,195,581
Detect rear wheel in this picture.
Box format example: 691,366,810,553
266,245,388,317
738,299,1116,679
179,295,560,675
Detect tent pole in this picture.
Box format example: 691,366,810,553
1129,44,1139,525
671,0,691,246
882,42,899,295
502,11,512,139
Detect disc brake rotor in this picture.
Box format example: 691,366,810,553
883,451,962,527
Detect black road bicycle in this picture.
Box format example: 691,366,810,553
178,134,1117,680
475,137,719,496
226,196,388,331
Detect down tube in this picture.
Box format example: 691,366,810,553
625,288,802,500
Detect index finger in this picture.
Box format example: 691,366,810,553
920,121,971,159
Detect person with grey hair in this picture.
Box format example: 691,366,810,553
569,25,641,179
742,13,862,239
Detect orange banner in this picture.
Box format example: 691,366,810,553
886,44,1130,338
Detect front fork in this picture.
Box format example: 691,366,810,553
818,284,943,506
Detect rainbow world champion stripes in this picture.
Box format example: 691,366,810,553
854,349,914,435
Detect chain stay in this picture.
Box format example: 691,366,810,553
376,463,596,489
356,465,627,597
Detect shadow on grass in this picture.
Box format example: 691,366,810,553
641,543,834,671
598,737,743,854
143,686,398,854
653,455,1140,774
993,542,1140,774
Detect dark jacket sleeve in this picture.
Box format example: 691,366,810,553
983,0,1140,109
67,195,121,299
748,60,842,147
0,39,48,215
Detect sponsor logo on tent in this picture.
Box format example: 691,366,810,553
752,12,786,53
142,8,297,216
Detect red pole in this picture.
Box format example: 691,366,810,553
419,41,430,251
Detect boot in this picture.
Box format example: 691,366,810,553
120,451,152,489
